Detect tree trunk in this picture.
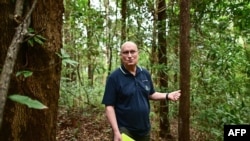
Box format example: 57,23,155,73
157,0,171,140
0,0,63,141
178,0,191,140
104,0,112,76
150,2,158,76
86,0,94,86
121,0,127,43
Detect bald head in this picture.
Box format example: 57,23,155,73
121,41,138,51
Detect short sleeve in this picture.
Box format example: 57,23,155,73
101,76,117,106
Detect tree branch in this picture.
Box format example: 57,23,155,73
14,0,25,23
0,0,38,129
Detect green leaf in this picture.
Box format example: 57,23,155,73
34,36,44,45
36,35,47,41
59,48,70,59
9,94,48,110
57,48,79,67
16,71,33,78
62,59,79,67
28,28,35,33
28,39,34,47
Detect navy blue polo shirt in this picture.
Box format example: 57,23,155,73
102,65,155,136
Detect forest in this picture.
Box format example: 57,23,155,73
0,0,249,141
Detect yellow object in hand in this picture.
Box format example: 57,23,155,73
121,133,135,141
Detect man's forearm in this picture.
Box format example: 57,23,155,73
105,106,120,133
149,90,181,101
148,92,167,100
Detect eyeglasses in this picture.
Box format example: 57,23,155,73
121,50,138,55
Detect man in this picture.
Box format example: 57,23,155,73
102,41,181,141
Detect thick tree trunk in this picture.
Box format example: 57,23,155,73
0,0,37,128
0,0,63,141
0,0,17,125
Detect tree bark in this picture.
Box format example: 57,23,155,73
0,0,63,140
157,0,172,140
178,0,191,140
0,0,37,129
121,0,127,43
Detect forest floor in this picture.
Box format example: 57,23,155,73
56,106,207,141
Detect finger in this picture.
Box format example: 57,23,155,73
175,95,180,100
176,90,181,93
175,93,180,97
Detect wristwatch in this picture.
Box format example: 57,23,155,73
166,93,169,100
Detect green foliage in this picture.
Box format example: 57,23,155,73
59,78,81,108
9,94,48,109
27,28,46,46
189,19,250,139
16,70,33,78
59,77,104,109
60,0,250,140
56,48,79,67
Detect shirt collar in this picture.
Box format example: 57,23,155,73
119,65,143,75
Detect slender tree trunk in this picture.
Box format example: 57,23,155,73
86,0,94,86
0,0,63,140
157,0,172,140
178,0,191,140
150,2,158,76
104,0,112,76
121,0,127,43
